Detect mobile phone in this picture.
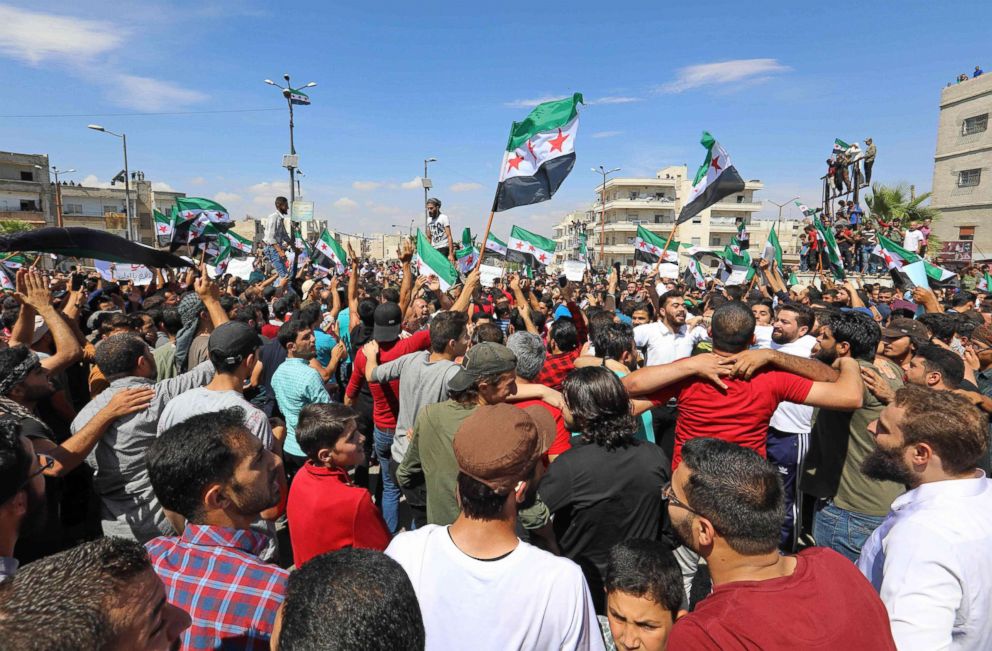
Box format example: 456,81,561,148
71,273,85,291
558,275,568,288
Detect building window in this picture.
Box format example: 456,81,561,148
709,235,722,246
64,203,83,214
103,204,119,214
959,226,975,241
692,216,702,224
691,237,701,246
20,171,33,181
629,191,638,200
962,114,988,136
654,192,665,200
19,200,38,211
139,213,151,228
736,195,744,203
958,169,982,187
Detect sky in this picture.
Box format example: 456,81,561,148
0,0,987,241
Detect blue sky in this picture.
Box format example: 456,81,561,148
0,0,987,240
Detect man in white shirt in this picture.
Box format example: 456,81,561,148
386,404,604,651
857,385,992,651
426,197,455,264
263,196,290,276
633,291,708,368
902,221,925,256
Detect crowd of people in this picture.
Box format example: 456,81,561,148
0,195,991,650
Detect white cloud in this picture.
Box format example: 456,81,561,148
190,176,207,186
504,95,563,108
659,58,790,93
400,177,422,190
214,191,241,204
352,181,384,191
112,74,207,111
334,197,358,209
0,6,125,65
79,174,112,189
587,96,642,105
591,131,623,139
248,180,290,205
450,182,482,193
151,181,175,192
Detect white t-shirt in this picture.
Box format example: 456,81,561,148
903,229,925,253
428,213,451,249
752,332,817,433
633,321,709,367
263,211,287,245
157,387,275,451
386,525,605,651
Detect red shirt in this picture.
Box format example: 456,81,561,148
534,348,581,392
346,329,431,429
649,370,812,469
287,462,391,567
667,547,896,650
513,398,571,457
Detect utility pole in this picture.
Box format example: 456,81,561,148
36,164,75,228
87,125,132,240
423,157,437,232
592,165,621,266
264,75,316,216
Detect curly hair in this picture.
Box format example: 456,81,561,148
562,366,637,451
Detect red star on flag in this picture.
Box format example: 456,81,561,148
215,212,224,219
548,128,570,153
710,155,722,172
515,241,525,249
527,140,537,160
185,211,196,219
650,245,659,255
158,225,167,233
528,245,536,252
507,154,524,172
538,253,547,263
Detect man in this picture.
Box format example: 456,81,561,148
0,537,191,650
273,548,425,650
507,331,573,457
386,404,604,651
602,540,684,651
858,387,992,650
903,221,925,256
975,65,984,78
426,197,455,264
799,310,905,562
146,407,288,650
0,420,47,581
263,196,291,276
664,438,895,649
364,310,469,526
880,317,929,370
904,343,964,391
634,291,708,368
272,319,331,476
753,302,818,550
72,276,226,542
969,323,992,396
863,137,876,186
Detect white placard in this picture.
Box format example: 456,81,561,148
479,264,504,287
226,258,255,280
94,260,153,285
724,266,750,286
562,260,586,282
657,262,679,279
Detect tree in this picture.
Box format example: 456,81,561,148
0,220,32,235
865,183,942,253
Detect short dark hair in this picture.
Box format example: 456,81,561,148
894,386,989,474
457,472,508,520
776,302,815,332
592,322,635,362
916,312,957,343
296,403,359,460
160,308,182,336
658,291,683,310
273,297,292,320
550,317,579,353
472,322,504,345
723,285,744,302
710,302,756,353
0,419,30,504
278,548,425,650
827,310,881,362
277,319,310,349
95,333,149,378
0,537,153,650
562,366,637,450
680,438,784,555
146,407,252,522
913,343,965,389
953,291,976,307
605,540,683,616
429,311,468,353
297,303,323,328
382,288,400,304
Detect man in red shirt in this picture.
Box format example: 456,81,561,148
345,302,430,532
623,302,863,469
664,437,896,649
287,403,390,567
534,317,582,391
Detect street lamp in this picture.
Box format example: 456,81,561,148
592,165,621,266
423,157,437,232
263,75,317,213
87,124,133,240
767,196,801,223
35,164,75,228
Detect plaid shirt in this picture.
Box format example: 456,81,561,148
146,524,288,651
534,348,581,391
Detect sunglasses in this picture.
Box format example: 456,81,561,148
18,453,55,490
661,481,706,520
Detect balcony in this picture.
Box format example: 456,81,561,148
0,210,47,224
711,201,763,211
597,197,678,212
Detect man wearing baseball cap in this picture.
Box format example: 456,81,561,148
880,317,930,370
386,404,604,651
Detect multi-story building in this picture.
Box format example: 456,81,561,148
930,73,992,254
0,151,53,227
555,165,764,268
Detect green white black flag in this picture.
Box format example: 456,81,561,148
676,132,746,225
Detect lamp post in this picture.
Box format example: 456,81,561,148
87,125,133,240
592,165,621,266
35,164,74,228
264,75,316,213
767,196,801,224
423,157,437,232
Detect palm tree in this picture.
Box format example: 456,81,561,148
0,220,32,235
865,183,942,253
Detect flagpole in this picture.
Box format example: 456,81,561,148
654,225,680,274
473,194,499,273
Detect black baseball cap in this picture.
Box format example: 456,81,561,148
447,342,517,392
373,302,403,343
208,321,261,365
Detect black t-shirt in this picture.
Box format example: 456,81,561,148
537,438,670,613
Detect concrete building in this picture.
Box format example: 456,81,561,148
554,165,765,268
0,152,53,227
931,73,992,255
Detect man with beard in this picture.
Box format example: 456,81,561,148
664,438,896,649
880,317,929,370
857,387,992,650
146,407,288,651
0,420,47,581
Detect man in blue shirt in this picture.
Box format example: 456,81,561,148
848,201,864,227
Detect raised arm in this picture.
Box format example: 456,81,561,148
803,356,864,410
509,274,538,335
347,243,360,334
397,239,415,318
194,265,229,328
451,268,480,314
15,271,82,374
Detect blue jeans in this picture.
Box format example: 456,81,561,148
813,501,884,563
373,427,400,533
263,244,288,277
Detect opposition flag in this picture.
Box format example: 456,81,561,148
633,225,679,266
289,88,312,106
813,217,845,280
172,197,232,249
686,257,707,290
832,138,850,155
455,245,480,274
415,230,459,291
0,265,13,290
506,225,556,268
154,209,173,247
312,228,349,274
676,132,746,225
1,254,29,270
577,232,590,267
226,230,254,257
495,93,583,212
485,233,508,258
762,224,783,269
876,234,956,284
795,200,820,218
978,272,992,292
0,227,192,268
